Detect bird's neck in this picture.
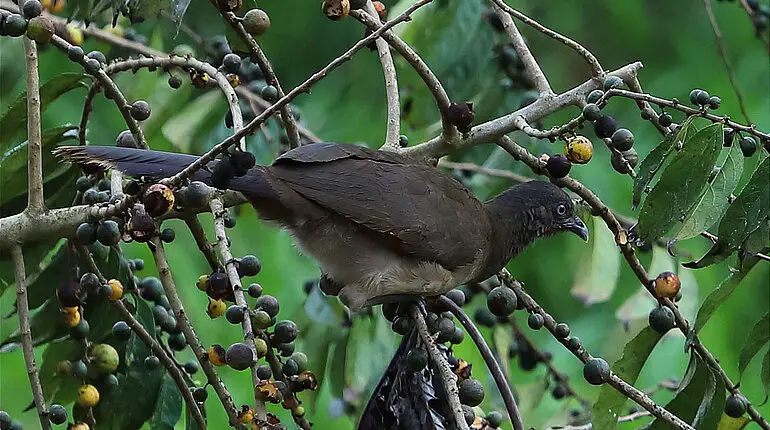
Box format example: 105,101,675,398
481,192,550,278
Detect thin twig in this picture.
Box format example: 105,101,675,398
491,2,553,96
148,236,242,427
76,245,207,429
166,0,433,187
22,36,45,214
363,0,401,150
408,306,469,430
259,332,313,429
438,296,524,430
11,245,52,430
738,0,770,54
489,0,603,77
702,0,752,124
546,410,652,430
209,198,268,423
498,271,693,429
437,159,532,183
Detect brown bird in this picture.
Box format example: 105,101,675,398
56,142,588,310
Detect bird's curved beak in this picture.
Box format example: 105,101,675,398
561,216,589,242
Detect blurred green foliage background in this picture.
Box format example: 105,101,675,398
1,0,769,428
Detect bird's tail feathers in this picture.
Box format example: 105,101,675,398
54,146,204,181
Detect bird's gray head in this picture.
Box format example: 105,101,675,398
488,181,589,243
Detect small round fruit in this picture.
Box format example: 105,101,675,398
0,411,10,428
226,342,255,370
183,361,199,374
322,0,350,20
253,310,273,329
648,306,675,333
75,222,97,245
80,272,100,292
622,148,639,168
273,320,298,344
159,228,175,243
610,128,634,151
112,321,131,341
582,103,602,121
192,387,208,402
585,89,604,104
406,348,429,372
487,286,517,316
87,50,106,64
603,76,623,91
256,295,280,317
486,411,504,428
254,338,268,358
70,359,87,379
723,127,736,147
261,85,278,101
48,403,67,424
168,75,182,89
449,326,465,344
184,181,211,209
653,271,681,298
243,9,270,36
565,135,594,164
689,89,706,105
462,405,475,425
527,313,544,330
208,344,227,366
143,183,175,217
225,305,245,324
222,53,241,74
583,357,610,385
77,384,100,407
658,112,673,127
237,255,261,277
474,308,497,328
594,115,617,139
4,14,28,37
739,136,757,157
696,90,711,106
144,355,161,369
708,96,721,109
725,394,747,418
458,378,485,407
129,100,151,121
282,358,299,376
168,332,187,351
392,316,411,335
140,277,164,302
610,151,630,174
84,58,101,75
153,304,169,327
223,213,236,228
554,322,570,338
247,283,263,298
70,318,90,339
63,308,82,328
26,16,55,43
445,289,466,307
207,298,227,319
546,154,571,178
96,220,121,246
91,343,119,374
107,279,123,301
23,0,43,18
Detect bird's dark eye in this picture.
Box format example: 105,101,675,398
556,204,568,217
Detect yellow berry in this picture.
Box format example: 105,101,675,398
564,135,593,164
207,298,226,319
238,405,254,423
77,384,100,407
197,275,208,292
41,0,65,13
654,271,681,298
67,25,83,46
62,308,81,328
208,344,227,366
107,279,123,301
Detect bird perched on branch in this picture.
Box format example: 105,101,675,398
56,142,588,310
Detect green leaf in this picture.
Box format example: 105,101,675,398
162,91,227,153
0,299,67,352
761,349,770,403
149,373,184,430
675,142,745,240
27,240,71,310
328,327,349,399
633,117,695,208
0,125,78,207
693,366,725,430
592,327,664,430
643,353,709,429
0,74,88,148
38,339,80,405
685,157,770,268
737,312,769,379
691,260,759,336
571,216,621,306
638,122,723,242
717,416,751,430
741,220,770,257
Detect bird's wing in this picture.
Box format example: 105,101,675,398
269,149,490,270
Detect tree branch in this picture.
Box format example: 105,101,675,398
11,245,52,430
408,305,469,430
438,296,524,430
22,36,45,214
148,236,242,427
546,410,652,430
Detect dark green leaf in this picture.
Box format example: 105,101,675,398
0,299,67,352
149,373,183,430
0,239,66,300
742,220,770,257
633,117,695,208
738,312,769,379
643,353,709,429
592,327,664,430
571,216,621,306
27,241,72,310
693,366,725,430
638,122,723,241
0,166,79,217
691,259,759,337
716,416,751,430
0,125,78,206
685,157,770,268
38,339,80,405
676,142,745,240
0,74,87,148
328,327,349,399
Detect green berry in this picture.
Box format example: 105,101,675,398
444,289,466,307
4,14,27,37
398,135,409,148
222,53,241,74
603,76,623,91
67,45,85,62
583,357,610,385
648,306,675,333
610,128,634,151
689,89,705,105
406,348,429,372
223,213,236,228
658,112,673,127
253,310,272,329
257,365,272,380
139,277,163,302
283,358,300,376
708,96,721,109
0,412,11,429
247,283,263,298
71,359,88,378
168,332,187,351
87,51,106,64
183,361,199,374
168,75,182,89
145,355,161,369
696,90,711,106
153,304,169,326
487,286,517,316
458,378,485,407
527,313,544,330
290,352,309,372
261,85,278,101
739,136,757,157
486,411,504,428
392,316,411,335
80,272,101,292
75,176,92,192
585,89,604,104
84,58,101,75
582,103,602,121
449,326,465,344
115,130,136,148
243,9,271,37
462,405,475,425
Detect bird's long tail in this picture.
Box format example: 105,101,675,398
54,146,274,199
